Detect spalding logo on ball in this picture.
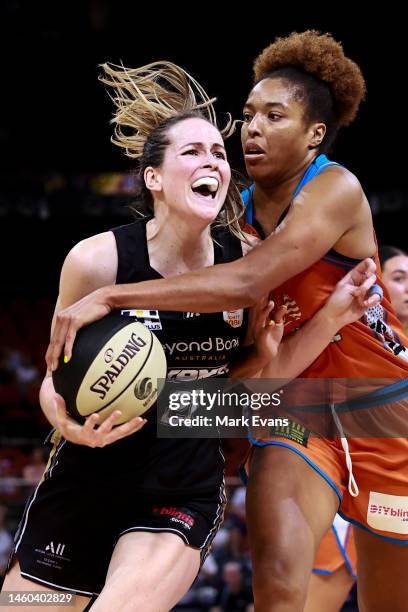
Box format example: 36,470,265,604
53,314,167,424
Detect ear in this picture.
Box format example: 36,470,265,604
309,123,326,149
144,166,162,192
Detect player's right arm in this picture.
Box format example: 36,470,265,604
40,233,146,447
230,258,380,380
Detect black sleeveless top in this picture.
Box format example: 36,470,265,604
93,218,248,495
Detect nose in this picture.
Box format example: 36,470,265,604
246,114,262,137
202,151,219,170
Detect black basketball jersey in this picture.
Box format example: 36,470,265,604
54,219,248,496
113,218,248,382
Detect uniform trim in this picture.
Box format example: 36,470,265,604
249,440,343,504
275,378,408,415
335,378,408,412
201,477,226,559
338,511,408,545
118,526,190,546
321,256,360,271
312,523,356,578
19,571,94,597
47,440,66,479
15,436,64,552
332,523,356,579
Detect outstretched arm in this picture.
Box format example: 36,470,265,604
47,170,368,368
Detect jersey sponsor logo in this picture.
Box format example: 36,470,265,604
367,491,408,534
384,340,408,362
167,364,229,380
183,312,201,319
365,304,408,362
223,309,244,328
164,337,239,356
121,309,162,331
282,294,301,325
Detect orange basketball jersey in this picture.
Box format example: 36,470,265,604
271,247,408,379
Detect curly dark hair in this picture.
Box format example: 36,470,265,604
253,30,366,151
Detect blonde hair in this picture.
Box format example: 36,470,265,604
99,61,247,242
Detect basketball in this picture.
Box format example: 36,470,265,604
52,314,167,424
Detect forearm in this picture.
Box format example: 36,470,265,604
39,374,59,429
106,260,261,312
262,308,340,379
229,346,268,379
104,231,328,313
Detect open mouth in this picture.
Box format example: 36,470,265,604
191,177,219,200
244,142,265,160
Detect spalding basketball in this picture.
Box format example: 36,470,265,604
52,314,167,424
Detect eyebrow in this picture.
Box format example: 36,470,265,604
243,101,288,111
391,269,408,274
179,142,226,150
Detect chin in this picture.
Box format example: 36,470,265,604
188,201,222,225
198,209,219,225
245,164,271,183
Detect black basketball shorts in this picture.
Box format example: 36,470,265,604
9,435,226,596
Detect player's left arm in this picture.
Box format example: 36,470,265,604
47,170,368,367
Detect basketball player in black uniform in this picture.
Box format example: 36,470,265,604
3,62,378,611
2,63,269,612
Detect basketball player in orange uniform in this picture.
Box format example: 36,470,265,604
45,32,408,611
2,61,376,612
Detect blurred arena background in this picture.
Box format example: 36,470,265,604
0,3,406,610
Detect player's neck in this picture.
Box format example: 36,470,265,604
252,155,316,234
146,214,213,276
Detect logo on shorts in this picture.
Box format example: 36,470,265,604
268,420,310,447
367,491,408,535
45,541,66,556
152,506,195,529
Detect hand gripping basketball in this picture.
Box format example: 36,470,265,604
52,313,166,425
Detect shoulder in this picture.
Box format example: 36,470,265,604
303,165,363,203
62,231,117,289
293,165,365,219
